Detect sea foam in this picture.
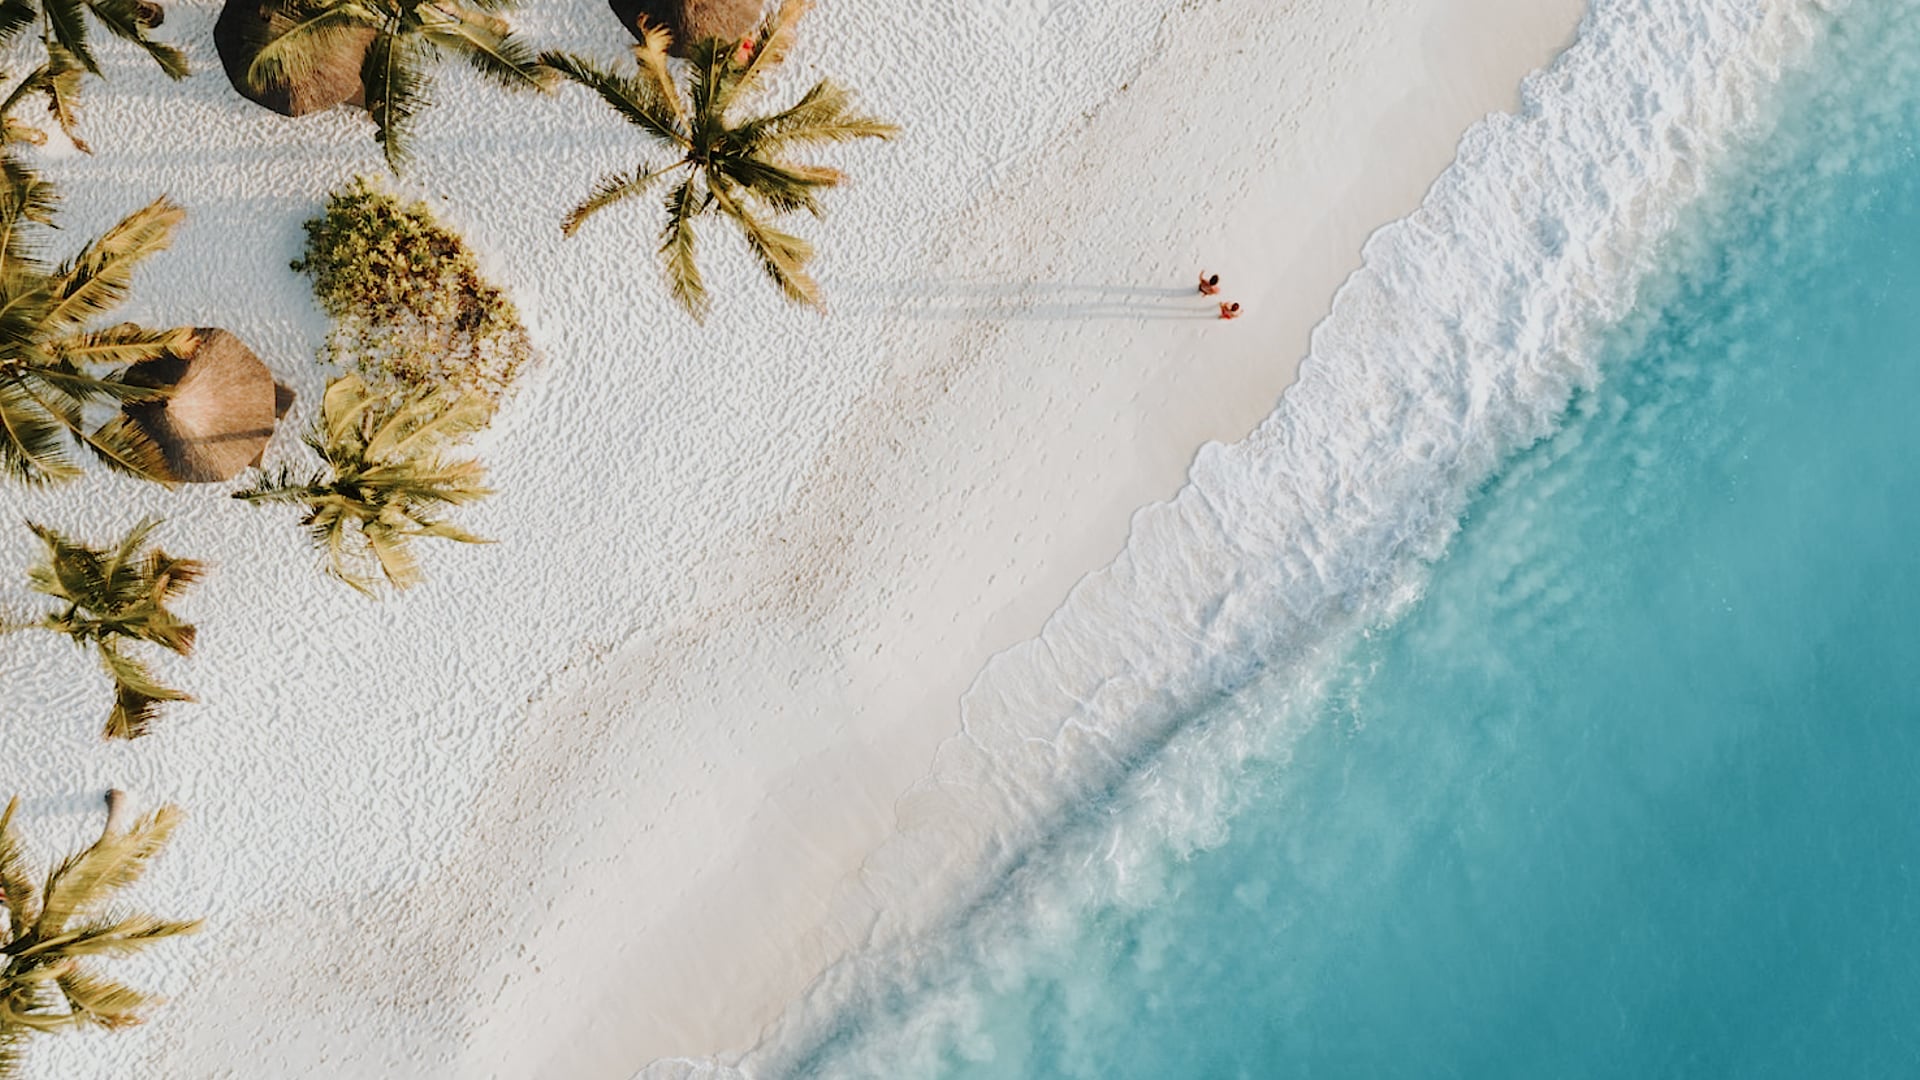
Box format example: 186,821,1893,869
645,0,1844,1075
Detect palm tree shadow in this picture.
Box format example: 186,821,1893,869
6,791,110,819
847,279,1216,322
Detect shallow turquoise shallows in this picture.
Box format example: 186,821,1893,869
805,7,1920,1077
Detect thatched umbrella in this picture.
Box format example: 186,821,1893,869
610,0,763,56
214,0,374,116
119,329,289,484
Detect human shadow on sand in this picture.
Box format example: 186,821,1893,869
845,279,1219,322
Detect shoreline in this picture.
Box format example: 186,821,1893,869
454,1,1586,1075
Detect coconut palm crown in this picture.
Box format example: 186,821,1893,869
9,517,204,740
243,0,549,172
235,373,491,593
0,0,187,150
541,0,897,319
0,792,201,1078
0,157,191,485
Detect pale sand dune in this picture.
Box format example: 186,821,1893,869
0,0,1580,1076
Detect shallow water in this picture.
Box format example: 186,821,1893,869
797,1,1920,1076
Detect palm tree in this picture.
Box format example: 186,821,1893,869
242,0,548,172
0,0,188,150
0,156,192,485
8,517,204,740
235,373,491,593
541,0,896,319
0,790,201,1078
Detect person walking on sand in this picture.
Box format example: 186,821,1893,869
1219,301,1241,320
1198,272,1221,296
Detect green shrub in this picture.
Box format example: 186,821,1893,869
292,178,534,406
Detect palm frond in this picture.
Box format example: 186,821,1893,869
53,968,155,1030
0,380,83,484
12,362,142,403
539,50,683,148
0,796,43,932
101,517,159,605
712,153,837,216
82,0,189,79
7,49,96,153
361,522,420,589
710,180,818,308
131,600,195,647
320,370,379,447
307,503,378,595
5,367,168,482
42,0,99,76
734,79,898,151
47,322,191,367
659,176,705,319
24,912,202,963
362,30,428,174
38,803,181,927
0,153,58,268
355,459,489,504
1,63,41,117
46,196,183,336
685,35,729,129
409,518,487,543
80,412,170,481
245,1,382,91
417,5,547,93
559,162,680,236
0,1025,25,1078
142,547,205,602
2,114,48,148
0,982,70,1033
0,0,37,44
24,520,99,607
100,650,190,739
231,465,324,506
34,49,92,154
96,520,199,637
362,386,489,461
630,22,682,129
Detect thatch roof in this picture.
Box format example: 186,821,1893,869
121,329,288,484
610,0,764,56
214,0,373,117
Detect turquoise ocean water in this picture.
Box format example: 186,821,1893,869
793,4,1920,1076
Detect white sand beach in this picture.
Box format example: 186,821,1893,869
0,0,1582,1075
